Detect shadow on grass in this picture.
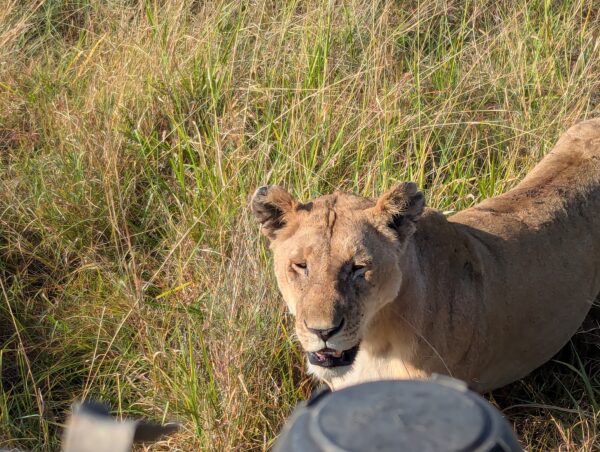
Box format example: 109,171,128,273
490,301,600,450
0,250,85,450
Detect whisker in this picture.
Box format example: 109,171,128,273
398,313,454,377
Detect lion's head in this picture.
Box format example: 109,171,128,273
251,183,425,381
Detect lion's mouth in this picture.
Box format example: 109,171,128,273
307,344,360,368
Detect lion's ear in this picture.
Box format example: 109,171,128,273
370,182,425,240
251,185,296,239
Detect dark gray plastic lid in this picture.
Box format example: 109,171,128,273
275,376,522,452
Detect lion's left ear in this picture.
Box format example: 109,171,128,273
369,182,425,240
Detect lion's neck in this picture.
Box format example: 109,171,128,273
359,212,478,378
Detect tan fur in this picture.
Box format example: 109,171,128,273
251,119,600,392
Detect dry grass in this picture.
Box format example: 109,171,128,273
0,0,599,450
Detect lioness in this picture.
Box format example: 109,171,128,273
251,119,600,392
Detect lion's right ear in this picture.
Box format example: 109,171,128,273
250,185,296,239
369,182,425,241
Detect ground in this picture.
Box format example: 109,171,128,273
0,1,599,450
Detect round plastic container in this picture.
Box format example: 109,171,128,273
274,376,522,452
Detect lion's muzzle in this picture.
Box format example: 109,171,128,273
304,318,345,341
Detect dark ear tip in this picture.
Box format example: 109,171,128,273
399,181,418,194
253,185,269,200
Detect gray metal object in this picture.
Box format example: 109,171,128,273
275,376,522,452
62,401,178,452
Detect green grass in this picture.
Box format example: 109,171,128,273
0,0,599,450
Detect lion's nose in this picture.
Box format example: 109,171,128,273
305,318,345,341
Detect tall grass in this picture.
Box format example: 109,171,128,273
0,0,599,450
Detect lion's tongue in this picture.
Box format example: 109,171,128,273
316,349,343,360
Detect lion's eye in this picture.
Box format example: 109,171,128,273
291,262,307,274
351,263,367,278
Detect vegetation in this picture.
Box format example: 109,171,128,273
1,0,599,450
